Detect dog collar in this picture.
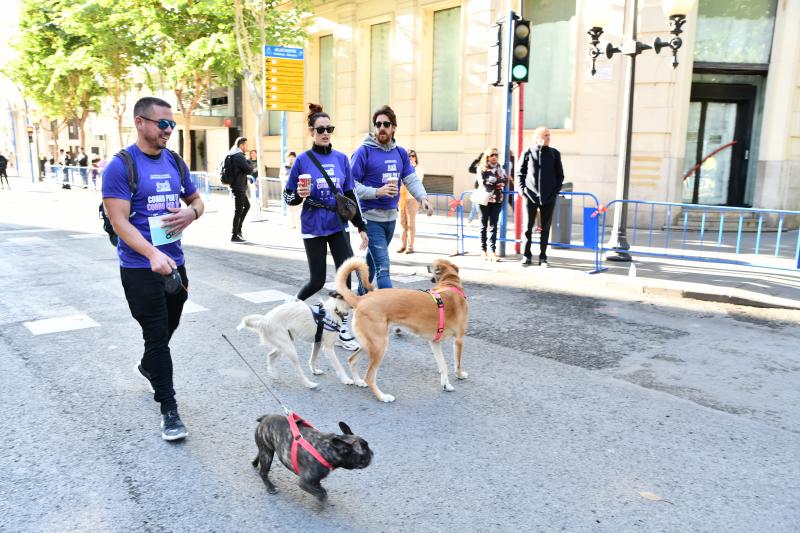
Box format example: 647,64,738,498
424,286,467,342
287,412,335,475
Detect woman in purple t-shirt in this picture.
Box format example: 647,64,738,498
283,103,368,299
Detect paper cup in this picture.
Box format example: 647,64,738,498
298,174,311,189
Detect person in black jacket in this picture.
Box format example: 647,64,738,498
227,137,256,242
518,127,564,267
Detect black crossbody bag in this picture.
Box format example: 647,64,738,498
304,150,359,221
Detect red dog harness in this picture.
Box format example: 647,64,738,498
287,412,335,475
425,286,467,341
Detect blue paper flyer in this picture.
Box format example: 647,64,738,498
148,215,182,246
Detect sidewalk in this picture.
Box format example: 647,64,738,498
2,176,799,309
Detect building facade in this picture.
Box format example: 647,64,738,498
243,0,800,217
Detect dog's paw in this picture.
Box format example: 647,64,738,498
266,485,278,494
340,377,354,385
456,369,469,380
305,381,319,389
267,368,278,379
311,367,325,375
443,383,455,392
379,393,396,403
354,378,368,388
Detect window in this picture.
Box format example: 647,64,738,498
431,7,461,131
694,0,777,64
370,23,391,125
522,0,575,130
319,35,334,112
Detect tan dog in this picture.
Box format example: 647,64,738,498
335,257,469,402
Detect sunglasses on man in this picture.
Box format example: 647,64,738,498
139,116,177,130
374,120,393,129
312,126,335,134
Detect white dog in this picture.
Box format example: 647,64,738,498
237,292,354,389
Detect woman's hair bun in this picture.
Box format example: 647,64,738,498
308,103,323,116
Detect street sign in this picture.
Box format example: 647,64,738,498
263,46,305,112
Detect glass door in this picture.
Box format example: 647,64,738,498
681,84,755,206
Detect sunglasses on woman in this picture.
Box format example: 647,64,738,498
139,116,177,130
312,126,335,134
490,152,499,157
374,120,393,129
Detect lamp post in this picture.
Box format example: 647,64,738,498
585,0,694,262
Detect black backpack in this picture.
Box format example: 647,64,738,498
219,154,233,185
99,148,188,246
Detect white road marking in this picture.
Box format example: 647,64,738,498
235,289,293,304
182,300,208,314
7,237,46,244
394,275,430,283
23,314,100,335
68,234,103,239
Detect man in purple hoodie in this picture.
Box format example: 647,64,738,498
351,105,432,289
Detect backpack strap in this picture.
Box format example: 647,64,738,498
166,149,189,189
115,149,137,196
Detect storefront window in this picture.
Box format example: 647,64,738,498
694,0,777,64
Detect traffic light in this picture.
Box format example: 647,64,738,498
26,125,33,144
511,19,531,83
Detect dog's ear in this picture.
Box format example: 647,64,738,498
339,421,353,435
328,290,342,299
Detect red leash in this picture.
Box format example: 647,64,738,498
287,412,335,475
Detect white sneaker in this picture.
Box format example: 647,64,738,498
336,337,360,351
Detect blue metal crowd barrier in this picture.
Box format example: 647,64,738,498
600,200,800,271
456,189,606,273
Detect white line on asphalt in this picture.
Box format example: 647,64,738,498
395,275,431,283
0,228,61,234
23,314,100,335
6,237,46,244
182,300,208,314
68,234,103,239
235,289,293,303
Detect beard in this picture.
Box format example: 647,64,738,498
377,130,391,144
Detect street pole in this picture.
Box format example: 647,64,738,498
281,110,287,216
607,0,638,262
515,82,524,255
499,9,516,258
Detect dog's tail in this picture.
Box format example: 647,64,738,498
237,315,264,332
336,257,372,308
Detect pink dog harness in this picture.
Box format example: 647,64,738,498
424,286,467,342
287,412,334,475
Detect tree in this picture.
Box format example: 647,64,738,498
233,0,310,179
63,0,154,149
144,0,242,168
6,0,105,152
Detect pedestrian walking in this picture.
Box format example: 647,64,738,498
467,152,482,224
396,148,422,254
351,105,432,289
0,153,9,189
77,148,89,188
518,127,565,267
476,147,508,261
283,103,368,351
102,96,204,441
226,137,256,243
247,149,259,177
279,151,300,228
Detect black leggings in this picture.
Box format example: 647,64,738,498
297,231,353,301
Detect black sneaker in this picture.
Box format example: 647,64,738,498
161,410,188,441
231,235,246,243
539,256,549,268
520,257,532,267
135,363,155,393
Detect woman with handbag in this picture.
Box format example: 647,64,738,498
283,103,368,351
477,147,507,261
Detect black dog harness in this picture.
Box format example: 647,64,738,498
309,304,341,343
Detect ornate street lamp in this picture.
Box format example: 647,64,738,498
585,0,695,261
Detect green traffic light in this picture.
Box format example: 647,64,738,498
512,64,528,80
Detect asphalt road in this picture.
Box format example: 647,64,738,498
0,189,799,531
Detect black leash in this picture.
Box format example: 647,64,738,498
221,333,290,415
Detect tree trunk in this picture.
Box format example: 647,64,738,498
182,108,192,169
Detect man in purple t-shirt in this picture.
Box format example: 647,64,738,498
102,96,204,441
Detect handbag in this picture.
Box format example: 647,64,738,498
471,187,492,207
305,150,359,221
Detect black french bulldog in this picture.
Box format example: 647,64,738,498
252,414,373,501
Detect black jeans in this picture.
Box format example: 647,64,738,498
479,202,503,252
298,231,353,301
120,265,188,414
231,188,250,236
524,200,556,259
